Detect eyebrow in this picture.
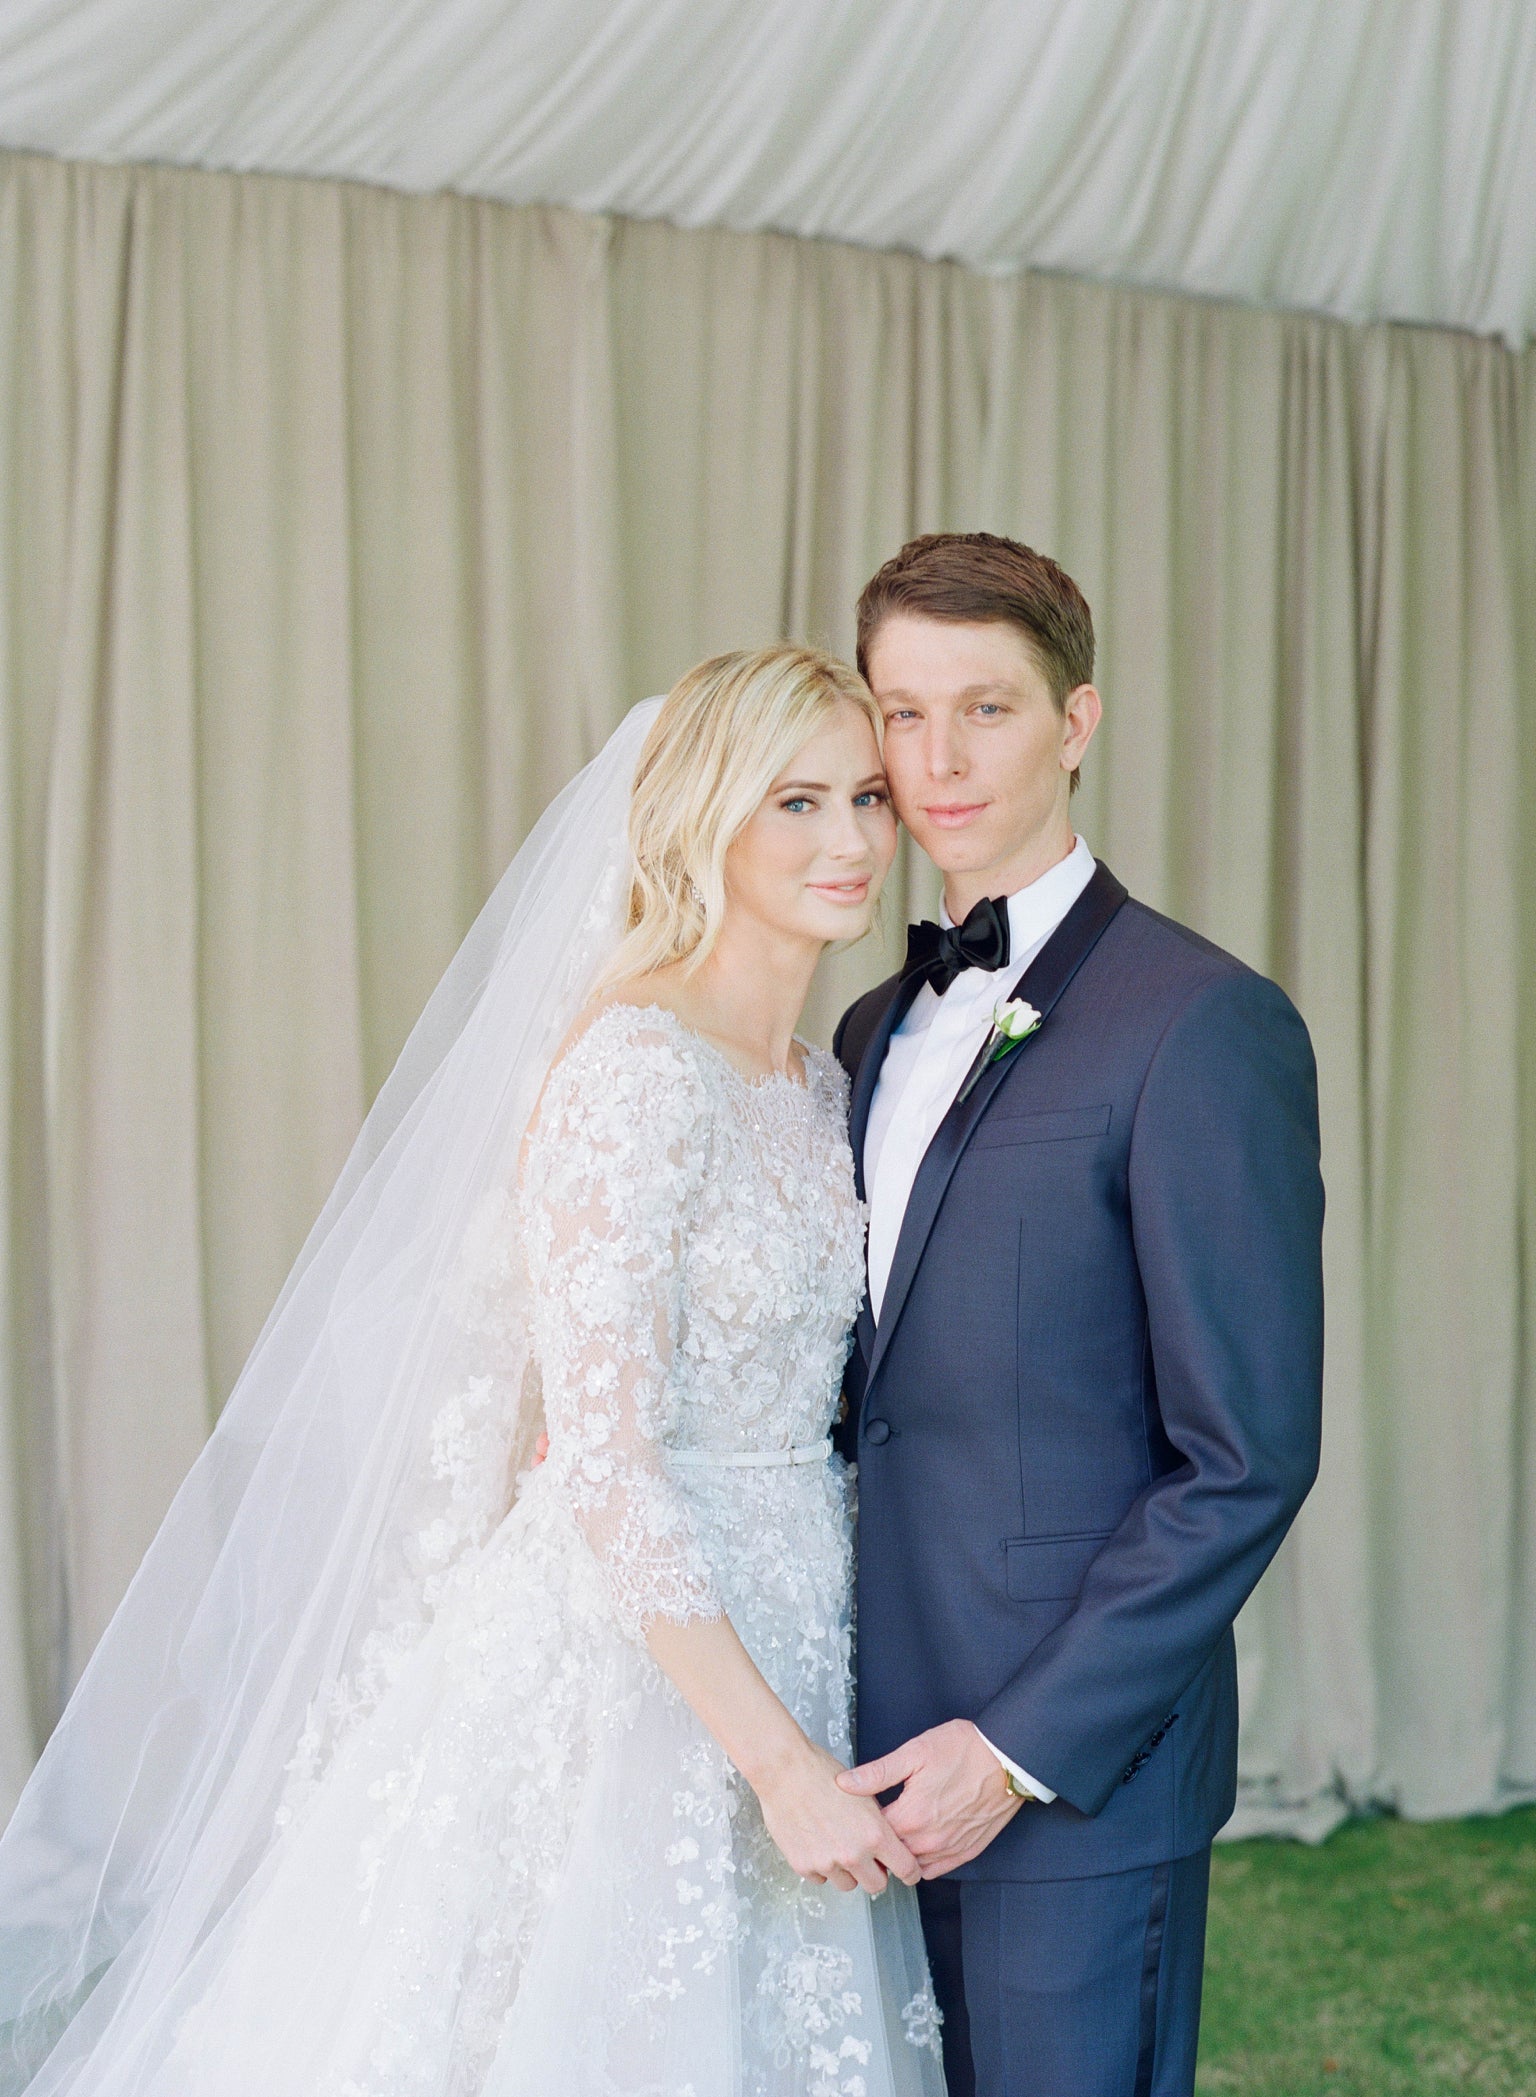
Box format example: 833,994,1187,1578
773,772,887,793
880,681,1018,702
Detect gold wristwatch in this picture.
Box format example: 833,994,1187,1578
1003,1767,1040,1803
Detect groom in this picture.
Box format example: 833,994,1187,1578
832,534,1324,2097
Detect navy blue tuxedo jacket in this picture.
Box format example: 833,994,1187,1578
833,863,1324,1881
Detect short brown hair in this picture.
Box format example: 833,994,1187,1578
857,526,1094,705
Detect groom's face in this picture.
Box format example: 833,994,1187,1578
866,613,1097,898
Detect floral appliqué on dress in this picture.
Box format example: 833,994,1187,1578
171,1007,944,2097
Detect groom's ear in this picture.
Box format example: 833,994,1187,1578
1062,684,1102,793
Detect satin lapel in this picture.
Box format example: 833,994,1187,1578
865,862,1129,1395
845,971,924,1390
847,972,925,1202
854,1298,876,1364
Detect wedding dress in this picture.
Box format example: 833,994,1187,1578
158,1006,943,2097
0,701,941,2097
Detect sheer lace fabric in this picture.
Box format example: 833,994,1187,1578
150,1007,943,2097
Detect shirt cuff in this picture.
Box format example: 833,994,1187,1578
974,1727,1058,1803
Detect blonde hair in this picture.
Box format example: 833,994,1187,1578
601,643,881,988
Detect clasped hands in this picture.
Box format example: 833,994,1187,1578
758,1718,1022,1896
527,1431,1019,1895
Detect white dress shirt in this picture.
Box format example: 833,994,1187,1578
865,836,1096,1319
862,834,1097,1805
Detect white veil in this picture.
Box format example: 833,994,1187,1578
0,698,663,2095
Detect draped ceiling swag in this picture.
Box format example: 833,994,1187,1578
1,0,1535,342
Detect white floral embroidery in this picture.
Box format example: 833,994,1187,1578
171,1007,942,2097
901,1982,946,2059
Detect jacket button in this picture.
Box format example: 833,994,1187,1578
864,1418,892,1444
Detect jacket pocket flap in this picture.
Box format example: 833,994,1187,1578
1004,1532,1112,1601
972,1103,1112,1149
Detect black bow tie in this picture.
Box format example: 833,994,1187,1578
901,895,1011,995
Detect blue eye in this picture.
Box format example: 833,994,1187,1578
854,789,889,809
781,797,812,814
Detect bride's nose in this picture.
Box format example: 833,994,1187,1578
822,803,874,862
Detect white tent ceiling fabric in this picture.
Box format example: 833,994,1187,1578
1,0,1534,341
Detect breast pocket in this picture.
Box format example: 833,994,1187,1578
970,1103,1112,1151
1004,1531,1113,1601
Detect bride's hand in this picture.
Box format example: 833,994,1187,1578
643,1616,917,1897
753,1739,922,1896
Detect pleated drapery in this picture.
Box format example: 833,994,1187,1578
4,0,1536,342
1,148,1532,1841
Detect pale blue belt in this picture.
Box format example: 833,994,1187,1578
668,1438,832,1470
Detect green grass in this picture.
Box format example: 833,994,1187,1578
1198,1808,1536,2095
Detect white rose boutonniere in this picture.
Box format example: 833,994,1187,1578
957,997,1043,1103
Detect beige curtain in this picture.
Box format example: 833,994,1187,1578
1,148,1532,1839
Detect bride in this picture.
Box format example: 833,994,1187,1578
0,646,946,2097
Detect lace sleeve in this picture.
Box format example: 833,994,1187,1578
522,1012,723,1640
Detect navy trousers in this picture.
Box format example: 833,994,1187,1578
916,1849,1211,2097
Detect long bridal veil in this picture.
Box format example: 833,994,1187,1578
0,699,663,2096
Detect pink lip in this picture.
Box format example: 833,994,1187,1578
922,802,989,828
809,879,871,903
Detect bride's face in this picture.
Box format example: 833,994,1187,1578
723,702,897,948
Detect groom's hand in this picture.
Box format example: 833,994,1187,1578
836,1719,1021,1876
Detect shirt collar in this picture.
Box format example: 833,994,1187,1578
939,837,1096,977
